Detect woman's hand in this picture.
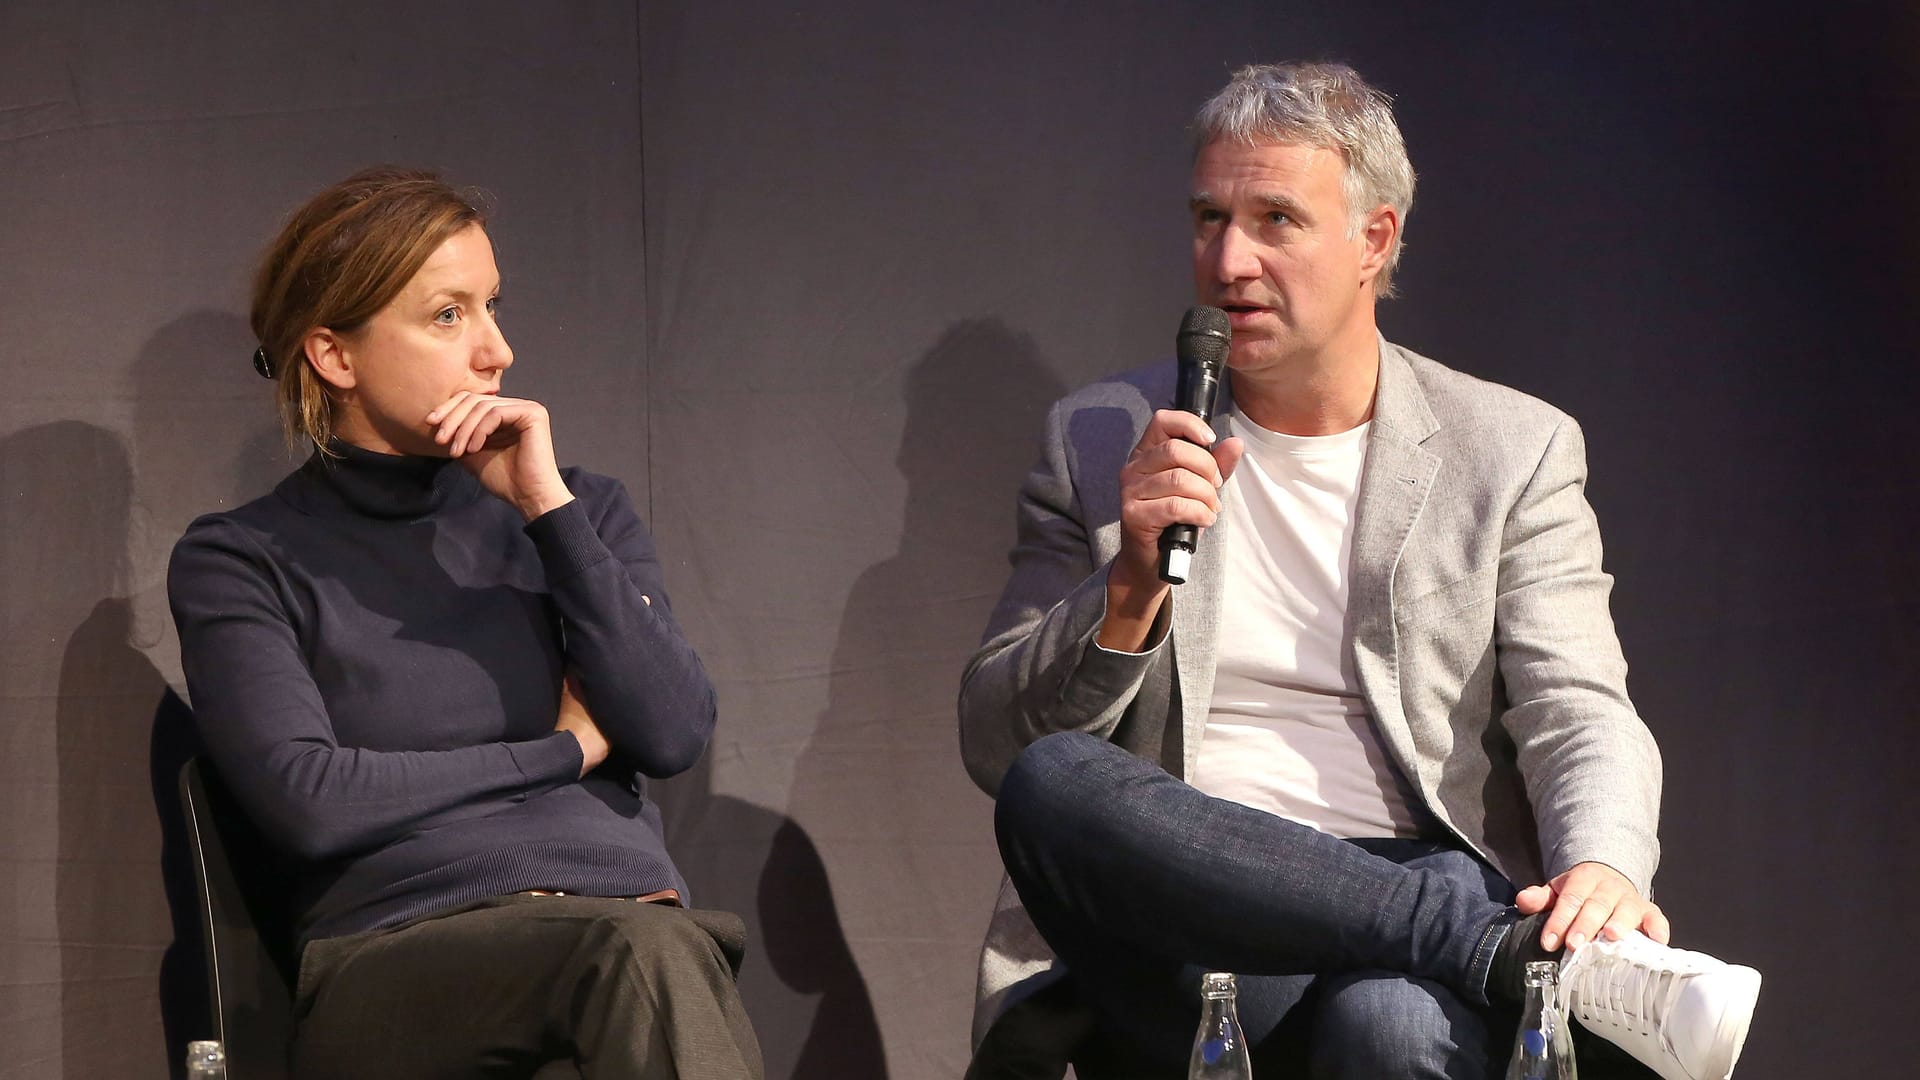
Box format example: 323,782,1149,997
554,672,610,778
426,392,575,521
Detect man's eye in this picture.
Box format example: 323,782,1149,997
1266,211,1290,225
435,306,459,325
485,296,500,315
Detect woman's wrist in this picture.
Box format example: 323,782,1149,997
515,486,576,522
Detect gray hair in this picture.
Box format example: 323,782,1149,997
1193,62,1416,297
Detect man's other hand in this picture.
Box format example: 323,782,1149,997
1516,861,1671,952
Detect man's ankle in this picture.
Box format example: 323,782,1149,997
1486,910,1554,1002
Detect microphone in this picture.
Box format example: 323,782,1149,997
1157,306,1231,584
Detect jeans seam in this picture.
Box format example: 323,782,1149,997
1465,912,1511,1006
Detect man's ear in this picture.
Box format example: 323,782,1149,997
1357,204,1399,285
304,327,357,391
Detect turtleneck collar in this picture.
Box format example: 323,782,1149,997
283,441,483,521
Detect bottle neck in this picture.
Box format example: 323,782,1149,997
1199,993,1242,1032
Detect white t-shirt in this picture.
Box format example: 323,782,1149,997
1190,411,1422,838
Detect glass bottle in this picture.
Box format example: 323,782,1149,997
185,1040,226,1080
1188,971,1253,1079
1505,961,1577,1079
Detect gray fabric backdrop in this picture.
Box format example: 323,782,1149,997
2,2,1913,1077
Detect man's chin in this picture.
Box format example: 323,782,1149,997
1225,343,1288,373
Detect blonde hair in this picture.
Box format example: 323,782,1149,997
250,167,486,450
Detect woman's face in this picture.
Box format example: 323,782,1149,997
328,224,511,455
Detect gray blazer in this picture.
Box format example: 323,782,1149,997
958,339,1662,1043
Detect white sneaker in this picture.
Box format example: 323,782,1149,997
1559,932,1762,1080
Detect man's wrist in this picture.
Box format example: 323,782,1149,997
1097,558,1171,652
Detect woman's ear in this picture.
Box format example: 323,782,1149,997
304,327,357,391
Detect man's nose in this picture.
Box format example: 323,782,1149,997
1209,224,1260,283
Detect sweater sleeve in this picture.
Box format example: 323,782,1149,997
169,519,584,863
522,476,716,778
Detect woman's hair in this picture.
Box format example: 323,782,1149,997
250,167,487,450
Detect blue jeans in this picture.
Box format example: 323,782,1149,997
996,731,1521,1079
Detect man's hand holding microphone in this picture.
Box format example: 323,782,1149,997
1099,307,1242,652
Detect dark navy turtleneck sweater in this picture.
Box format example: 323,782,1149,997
169,443,715,947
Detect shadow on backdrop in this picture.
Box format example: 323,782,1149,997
0,419,177,1078
128,310,287,1077
784,319,1066,1075
633,273,888,1073
655,716,880,1077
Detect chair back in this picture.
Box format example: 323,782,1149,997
179,757,298,1079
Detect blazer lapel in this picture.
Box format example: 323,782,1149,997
1171,378,1235,779
1348,342,1441,781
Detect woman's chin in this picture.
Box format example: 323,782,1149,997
389,425,456,458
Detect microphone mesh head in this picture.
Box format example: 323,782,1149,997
1177,306,1232,369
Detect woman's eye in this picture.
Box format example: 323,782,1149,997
435,306,459,325
485,296,499,316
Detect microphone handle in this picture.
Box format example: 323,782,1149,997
1156,407,1213,585
1158,521,1200,585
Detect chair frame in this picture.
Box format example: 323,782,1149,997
179,757,296,1080
178,757,585,1079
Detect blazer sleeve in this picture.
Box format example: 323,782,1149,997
1495,415,1663,893
958,397,1169,797
524,474,716,779
169,520,584,864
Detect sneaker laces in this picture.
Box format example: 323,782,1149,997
1559,932,1761,1080
1561,936,1700,1044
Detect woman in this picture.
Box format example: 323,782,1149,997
169,167,761,1079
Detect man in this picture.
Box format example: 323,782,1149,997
959,62,1759,1079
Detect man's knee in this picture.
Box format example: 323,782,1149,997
994,731,1123,862
1000,730,1105,802
999,729,1160,823
1309,971,1490,1080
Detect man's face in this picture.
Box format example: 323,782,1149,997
1189,138,1376,376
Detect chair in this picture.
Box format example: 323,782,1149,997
179,758,588,1079
178,757,298,1079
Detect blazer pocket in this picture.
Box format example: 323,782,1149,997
1396,563,1498,631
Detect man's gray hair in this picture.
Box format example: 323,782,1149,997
1193,62,1416,298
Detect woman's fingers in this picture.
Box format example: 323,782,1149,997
429,393,548,457
460,402,504,456
427,391,483,448
426,392,569,518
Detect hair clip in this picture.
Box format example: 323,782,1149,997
253,346,275,379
